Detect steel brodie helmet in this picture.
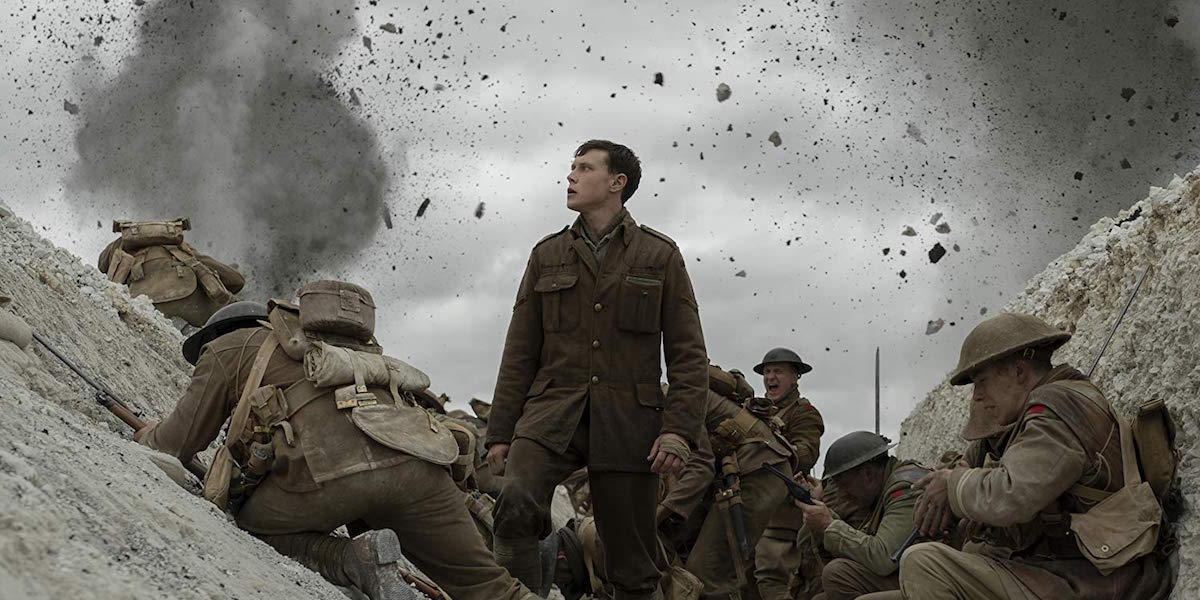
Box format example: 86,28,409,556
753,347,813,376
949,313,1071,386
182,300,268,365
822,431,896,481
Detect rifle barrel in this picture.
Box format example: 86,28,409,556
1088,266,1149,378
891,527,921,563
32,331,138,414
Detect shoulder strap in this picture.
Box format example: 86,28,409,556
224,335,280,454
1045,381,1141,500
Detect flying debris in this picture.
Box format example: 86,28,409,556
382,207,393,229
734,270,747,278
474,202,485,219
905,123,927,145
380,23,398,33
929,212,942,225
362,36,372,52
925,319,946,335
929,243,947,264
768,131,782,147
654,72,664,86
901,226,917,237
935,222,950,234
63,100,79,115
716,83,732,102
416,198,431,218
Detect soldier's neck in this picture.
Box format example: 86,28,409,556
580,200,624,238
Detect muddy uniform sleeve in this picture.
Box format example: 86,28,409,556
661,429,716,519
486,254,543,448
823,488,920,576
786,404,824,475
947,407,1087,526
659,249,708,446
140,349,237,463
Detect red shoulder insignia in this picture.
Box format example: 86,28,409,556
890,489,904,500
805,404,815,411
1027,405,1046,415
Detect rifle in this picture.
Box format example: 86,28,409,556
400,570,448,600
32,331,208,480
715,455,751,562
760,462,816,506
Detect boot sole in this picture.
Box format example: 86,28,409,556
352,530,421,600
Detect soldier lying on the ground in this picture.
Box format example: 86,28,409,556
99,219,244,327
897,313,1172,600
789,431,928,600
134,282,538,600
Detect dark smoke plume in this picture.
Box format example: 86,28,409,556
70,0,389,296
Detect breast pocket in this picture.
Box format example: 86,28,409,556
534,271,580,332
618,275,663,333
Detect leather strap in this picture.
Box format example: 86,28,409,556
225,335,280,455
1046,380,1141,500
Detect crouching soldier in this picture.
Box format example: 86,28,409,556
99,219,245,327
900,313,1171,599
135,281,537,600
793,432,928,600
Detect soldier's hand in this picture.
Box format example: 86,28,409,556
799,500,834,534
487,443,511,476
913,468,954,537
802,475,824,502
648,433,689,474
132,419,159,445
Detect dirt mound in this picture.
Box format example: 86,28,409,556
0,205,343,598
898,170,1200,597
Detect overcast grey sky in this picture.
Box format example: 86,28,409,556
3,0,1198,469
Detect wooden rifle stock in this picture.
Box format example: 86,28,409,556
32,331,208,480
400,570,448,600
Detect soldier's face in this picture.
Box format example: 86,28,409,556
762,363,799,401
567,149,623,213
833,463,881,506
969,363,1028,427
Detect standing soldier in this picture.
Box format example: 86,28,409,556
899,313,1169,599
486,140,709,600
99,219,244,327
136,282,538,600
794,431,928,600
751,347,825,600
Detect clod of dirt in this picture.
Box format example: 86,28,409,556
716,83,731,102
768,131,782,147
935,222,951,234
902,226,917,237
925,319,945,335
929,243,947,264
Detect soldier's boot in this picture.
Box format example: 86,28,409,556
494,535,543,594
260,531,416,600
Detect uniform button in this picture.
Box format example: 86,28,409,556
592,340,601,349
594,303,603,312
591,376,599,384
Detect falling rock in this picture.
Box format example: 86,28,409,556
929,212,943,225
935,222,951,234
901,226,917,237
929,243,947,264
768,131,782,147
716,83,732,102
63,100,79,115
734,270,747,278
925,319,945,335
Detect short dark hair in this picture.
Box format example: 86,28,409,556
575,139,642,203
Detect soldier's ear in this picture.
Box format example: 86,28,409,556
609,173,627,194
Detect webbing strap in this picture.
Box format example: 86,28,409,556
1046,380,1140,499
225,335,280,453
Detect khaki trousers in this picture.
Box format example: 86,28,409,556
494,418,665,600
811,558,899,600
237,456,532,600
897,542,1009,600
754,528,802,600
684,468,789,600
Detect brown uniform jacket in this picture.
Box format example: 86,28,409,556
765,385,824,531
487,209,709,472
660,390,794,519
142,327,409,493
947,365,1164,600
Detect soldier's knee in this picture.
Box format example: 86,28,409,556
820,558,856,590
897,542,945,582
493,479,547,537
